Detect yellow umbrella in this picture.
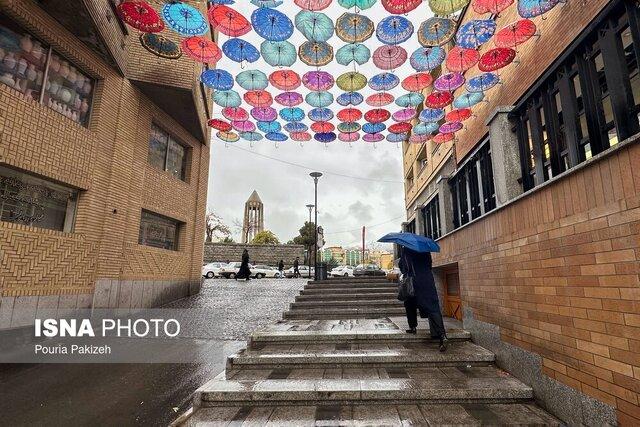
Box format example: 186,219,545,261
428,0,470,15
336,71,368,91
217,131,239,143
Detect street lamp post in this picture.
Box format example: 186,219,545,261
310,172,322,280
305,204,314,279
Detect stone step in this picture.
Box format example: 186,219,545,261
228,341,495,369
304,282,397,290
284,307,406,319
295,292,398,301
300,287,399,295
290,299,402,309
310,278,390,285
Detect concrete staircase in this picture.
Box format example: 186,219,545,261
179,278,559,425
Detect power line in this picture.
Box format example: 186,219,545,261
324,215,404,235
220,142,404,184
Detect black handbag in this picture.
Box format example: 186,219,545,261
397,259,415,302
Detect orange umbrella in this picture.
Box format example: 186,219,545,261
402,73,433,91
366,93,394,107
208,5,251,37
243,90,273,107
495,19,537,49
473,0,514,15
181,36,221,64
433,132,455,143
269,70,301,91
311,121,335,133
446,108,472,122
446,46,479,73
337,108,363,122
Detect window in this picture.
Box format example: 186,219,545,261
0,165,78,232
405,219,416,234
0,15,95,126
148,124,188,181
421,195,441,239
138,210,180,251
416,148,428,174
405,167,414,190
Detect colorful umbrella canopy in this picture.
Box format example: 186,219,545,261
419,108,445,123
251,7,294,41
363,133,384,142
373,45,407,70
495,19,537,48
466,72,500,92
434,72,466,92
456,19,497,49
382,0,422,14
387,132,408,143
446,108,472,122
366,92,394,106
409,134,432,143
295,11,334,42
369,72,399,91
214,90,241,108
413,122,439,135
280,107,305,121
290,131,312,141
258,121,282,133
336,43,371,66
479,47,516,71
428,0,470,15
222,38,260,63
222,106,249,121
181,36,221,63
410,46,446,72
389,122,412,133
396,92,424,107
337,72,368,91
275,91,303,106
240,131,263,142
453,91,485,108
266,132,288,142
217,131,239,143
337,108,363,121
236,69,268,90
335,13,374,43
315,132,337,143
302,71,334,91
200,69,233,90
339,132,360,142
337,92,364,106
251,0,284,7
446,46,480,72
232,120,256,132
211,0,236,4
440,121,463,134
338,0,377,10
311,121,335,132
298,41,334,66
364,108,390,123
117,1,164,33
402,73,433,91
418,17,456,47
251,106,278,121
308,107,334,121
295,0,333,11
363,122,386,133
162,2,208,36
139,33,182,59
306,91,334,108
393,108,417,122
208,119,232,132
244,90,273,107
284,122,308,132
261,40,297,66
433,132,455,143
517,0,559,18
208,5,251,37
376,16,414,45
425,91,453,109
270,70,301,90
473,0,514,15
337,122,361,133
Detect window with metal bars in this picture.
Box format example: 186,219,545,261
421,195,441,240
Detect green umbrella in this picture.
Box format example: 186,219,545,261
396,92,425,107
335,12,374,43
337,122,361,133
213,90,241,108
260,40,297,67
336,71,367,91
305,91,334,108
298,41,334,66
295,11,334,42
338,0,377,10
336,43,370,66
428,0,470,15
235,70,268,91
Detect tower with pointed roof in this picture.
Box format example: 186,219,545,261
242,190,264,244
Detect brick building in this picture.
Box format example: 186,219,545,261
403,1,639,424
0,0,211,328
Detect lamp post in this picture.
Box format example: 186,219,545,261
310,172,322,280
305,204,314,278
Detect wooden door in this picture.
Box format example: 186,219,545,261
444,271,462,320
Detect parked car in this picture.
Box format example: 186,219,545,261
330,265,354,277
201,262,227,279
353,264,386,277
285,265,315,278
252,265,282,279
219,262,245,279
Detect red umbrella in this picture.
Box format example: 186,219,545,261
366,93,394,107
244,90,273,107
446,108,472,122
208,5,251,37
337,108,363,122
495,19,537,49
433,132,455,144
269,70,301,91
389,122,412,134
472,0,514,15
364,109,391,123
222,106,248,121
381,0,422,14
425,91,453,109
373,45,407,71
311,121,335,133
402,73,433,92
479,47,516,72
117,1,164,33
181,36,221,64
446,47,480,73
290,131,312,141
208,119,232,132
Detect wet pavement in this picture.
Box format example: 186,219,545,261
0,278,306,426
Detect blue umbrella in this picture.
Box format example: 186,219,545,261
162,2,209,36
368,72,399,91
308,107,333,121
200,69,234,90
378,232,440,253
396,92,424,108
419,108,445,123
336,43,371,66
363,122,385,134
305,91,333,108
235,69,268,90
295,11,334,42
409,46,445,72
456,19,496,50
454,92,485,109
284,122,308,133
466,72,500,93
240,131,263,141
387,132,407,143
260,40,297,66
213,90,241,108
251,7,294,41
266,131,288,141
315,132,336,143
336,92,364,106
222,38,260,63
251,0,284,6
376,15,414,45
518,0,560,18
258,121,282,133
413,122,439,135
279,107,305,122
335,12,374,43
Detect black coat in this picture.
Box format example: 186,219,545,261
238,252,251,279
399,247,441,315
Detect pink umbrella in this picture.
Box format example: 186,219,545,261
275,92,303,106
366,93,394,107
222,106,248,121
294,0,332,11
251,107,277,121
434,72,466,92
232,120,256,132
409,134,431,144
302,71,334,91
439,121,463,134
339,132,360,142
363,133,384,143
373,45,407,71
290,131,312,141
392,108,417,122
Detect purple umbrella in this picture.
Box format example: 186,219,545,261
232,120,256,132
302,71,334,91
434,72,466,92
392,108,417,122
439,121,463,134
275,91,303,106
251,107,277,121
363,132,384,142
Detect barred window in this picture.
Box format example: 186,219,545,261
421,195,441,240
138,210,180,251
148,124,188,181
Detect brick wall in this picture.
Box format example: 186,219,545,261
204,243,306,267
433,139,640,424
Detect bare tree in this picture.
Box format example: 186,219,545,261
233,217,259,244
205,211,231,242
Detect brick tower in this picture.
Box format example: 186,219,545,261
241,191,264,243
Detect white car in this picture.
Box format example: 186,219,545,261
219,262,245,279
252,265,282,279
285,265,314,278
202,262,227,279
330,266,354,277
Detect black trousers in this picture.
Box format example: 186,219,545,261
403,297,447,339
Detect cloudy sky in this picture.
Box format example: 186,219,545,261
207,1,435,246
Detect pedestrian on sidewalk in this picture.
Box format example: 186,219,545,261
399,247,448,352
293,257,300,278
237,249,251,281
278,260,284,278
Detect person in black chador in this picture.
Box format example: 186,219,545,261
236,249,251,281
293,257,300,278
399,246,448,352
278,260,284,278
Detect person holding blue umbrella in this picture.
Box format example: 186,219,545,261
378,232,448,351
